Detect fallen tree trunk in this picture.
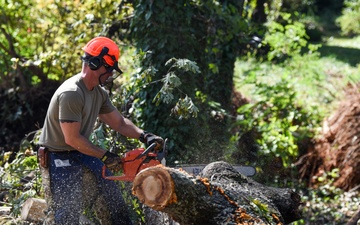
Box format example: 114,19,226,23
142,206,179,225
133,161,302,225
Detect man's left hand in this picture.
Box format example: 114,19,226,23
140,132,164,151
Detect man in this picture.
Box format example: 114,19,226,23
37,36,164,225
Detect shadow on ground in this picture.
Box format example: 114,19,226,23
318,45,360,67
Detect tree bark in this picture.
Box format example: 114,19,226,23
142,206,180,225
133,161,302,225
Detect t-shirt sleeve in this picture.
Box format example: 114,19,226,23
99,90,116,114
58,91,83,122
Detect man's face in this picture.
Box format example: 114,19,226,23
98,61,116,84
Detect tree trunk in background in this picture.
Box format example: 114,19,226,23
130,0,249,165
252,0,267,24
133,162,302,225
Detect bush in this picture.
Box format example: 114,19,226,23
336,0,360,36
294,169,360,225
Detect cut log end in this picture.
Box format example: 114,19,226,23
132,166,175,210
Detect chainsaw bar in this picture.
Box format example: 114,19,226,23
173,164,256,177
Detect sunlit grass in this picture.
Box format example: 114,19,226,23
324,35,360,49
234,36,360,117
317,35,360,67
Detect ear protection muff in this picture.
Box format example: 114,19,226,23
86,47,109,70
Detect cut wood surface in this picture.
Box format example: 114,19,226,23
0,206,11,216
133,162,302,225
133,165,175,210
20,198,46,222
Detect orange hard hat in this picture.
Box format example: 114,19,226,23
82,37,122,73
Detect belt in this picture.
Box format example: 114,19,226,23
40,146,76,153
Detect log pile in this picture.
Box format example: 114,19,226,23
133,161,302,225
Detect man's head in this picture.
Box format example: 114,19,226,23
82,37,122,75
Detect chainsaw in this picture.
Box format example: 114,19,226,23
102,138,256,182
102,139,168,182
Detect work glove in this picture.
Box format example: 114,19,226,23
139,131,164,152
101,151,122,172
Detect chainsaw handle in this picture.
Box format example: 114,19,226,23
136,142,156,159
156,138,168,161
102,165,133,181
102,165,117,180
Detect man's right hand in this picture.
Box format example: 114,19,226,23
101,151,122,172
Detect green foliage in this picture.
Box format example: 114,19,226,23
156,72,182,105
336,0,360,36
232,26,328,179
0,0,130,147
230,5,344,172
250,199,275,223
90,123,110,150
235,74,317,168
118,182,145,224
263,13,320,61
154,58,200,119
170,96,199,119
293,169,360,225
1,150,41,217
232,48,356,178
130,0,248,165
232,23,359,222
0,1,359,223
0,0,122,82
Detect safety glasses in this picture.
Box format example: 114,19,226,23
104,63,114,72
104,70,121,84
103,60,123,74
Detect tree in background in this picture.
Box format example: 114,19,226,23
336,0,360,36
129,0,249,165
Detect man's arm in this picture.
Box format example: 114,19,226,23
60,121,106,158
100,110,164,151
99,110,143,139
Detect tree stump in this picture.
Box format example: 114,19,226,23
133,162,302,225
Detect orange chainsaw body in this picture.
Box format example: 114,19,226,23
102,147,161,182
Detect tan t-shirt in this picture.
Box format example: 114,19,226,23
38,73,116,151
